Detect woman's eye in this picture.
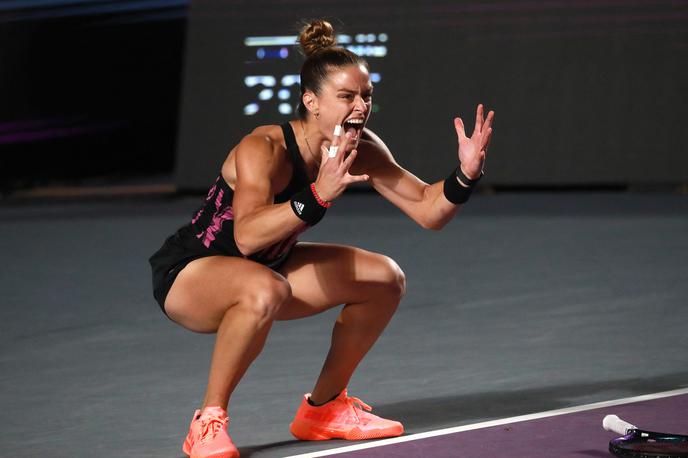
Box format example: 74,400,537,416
339,93,371,102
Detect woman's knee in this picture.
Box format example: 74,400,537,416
237,274,292,323
375,255,406,299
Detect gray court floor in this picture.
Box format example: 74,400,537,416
1,191,687,457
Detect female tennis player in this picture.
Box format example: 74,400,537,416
149,19,493,458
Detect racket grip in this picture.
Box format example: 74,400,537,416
603,415,637,435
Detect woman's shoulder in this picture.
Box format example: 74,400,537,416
355,127,396,170
240,124,286,151
222,124,291,186
229,124,288,163
249,123,285,142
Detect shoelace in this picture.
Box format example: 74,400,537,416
198,413,228,444
344,395,373,424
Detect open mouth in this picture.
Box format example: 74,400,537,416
342,118,365,140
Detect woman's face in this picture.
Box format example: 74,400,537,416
309,64,373,150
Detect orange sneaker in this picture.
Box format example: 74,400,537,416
182,406,239,458
290,389,404,441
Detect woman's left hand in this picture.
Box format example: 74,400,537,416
454,104,494,180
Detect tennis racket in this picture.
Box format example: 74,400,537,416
603,414,688,458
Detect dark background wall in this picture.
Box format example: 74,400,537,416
0,0,188,192
175,0,688,190
2,1,687,193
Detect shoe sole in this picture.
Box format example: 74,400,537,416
290,420,403,441
186,447,239,458
183,438,239,458
190,452,239,458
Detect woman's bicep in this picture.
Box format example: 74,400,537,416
232,135,278,222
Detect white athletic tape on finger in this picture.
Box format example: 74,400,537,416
329,125,342,157
603,415,636,435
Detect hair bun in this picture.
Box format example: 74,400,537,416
298,20,336,57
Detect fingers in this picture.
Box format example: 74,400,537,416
338,149,368,183
327,113,350,157
321,134,355,170
343,149,367,183
328,124,342,158
482,127,493,153
480,127,492,151
456,106,494,141
324,129,353,163
480,108,494,150
342,147,357,169
482,109,494,133
454,117,467,142
475,104,484,134
344,172,369,184
320,144,330,164
332,131,354,161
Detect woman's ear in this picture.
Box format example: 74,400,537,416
302,91,319,116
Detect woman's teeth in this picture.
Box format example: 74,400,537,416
345,119,363,136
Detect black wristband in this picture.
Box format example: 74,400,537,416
290,186,327,226
456,166,484,187
443,166,482,205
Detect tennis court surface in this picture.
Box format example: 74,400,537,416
286,389,688,457
1,192,686,457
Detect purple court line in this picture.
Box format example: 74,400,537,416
286,388,688,458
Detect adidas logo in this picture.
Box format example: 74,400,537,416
294,201,305,214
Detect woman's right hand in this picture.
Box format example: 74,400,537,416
313,128,369,202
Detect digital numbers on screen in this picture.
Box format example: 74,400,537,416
243,33,388,117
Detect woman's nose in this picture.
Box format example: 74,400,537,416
354,96,367,112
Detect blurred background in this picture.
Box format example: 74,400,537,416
2,0,687,198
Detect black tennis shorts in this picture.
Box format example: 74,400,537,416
148,225,292,316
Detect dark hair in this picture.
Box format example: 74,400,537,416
297,20,368,118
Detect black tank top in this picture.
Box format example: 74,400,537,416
188,122,312,265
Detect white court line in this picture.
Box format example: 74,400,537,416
284,386,688,458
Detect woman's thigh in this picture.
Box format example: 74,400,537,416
276,243,406,321
165,255,291,333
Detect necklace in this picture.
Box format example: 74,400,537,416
299,120,319,166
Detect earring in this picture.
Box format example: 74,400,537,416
315,111,320,119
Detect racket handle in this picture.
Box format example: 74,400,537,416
603,415,637,435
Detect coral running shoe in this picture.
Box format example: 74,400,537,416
182,406,239,458
290,389,404,441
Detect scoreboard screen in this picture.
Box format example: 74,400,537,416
241,33,387,119
175,1,688,189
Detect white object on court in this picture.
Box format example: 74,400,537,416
603,414,637,435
